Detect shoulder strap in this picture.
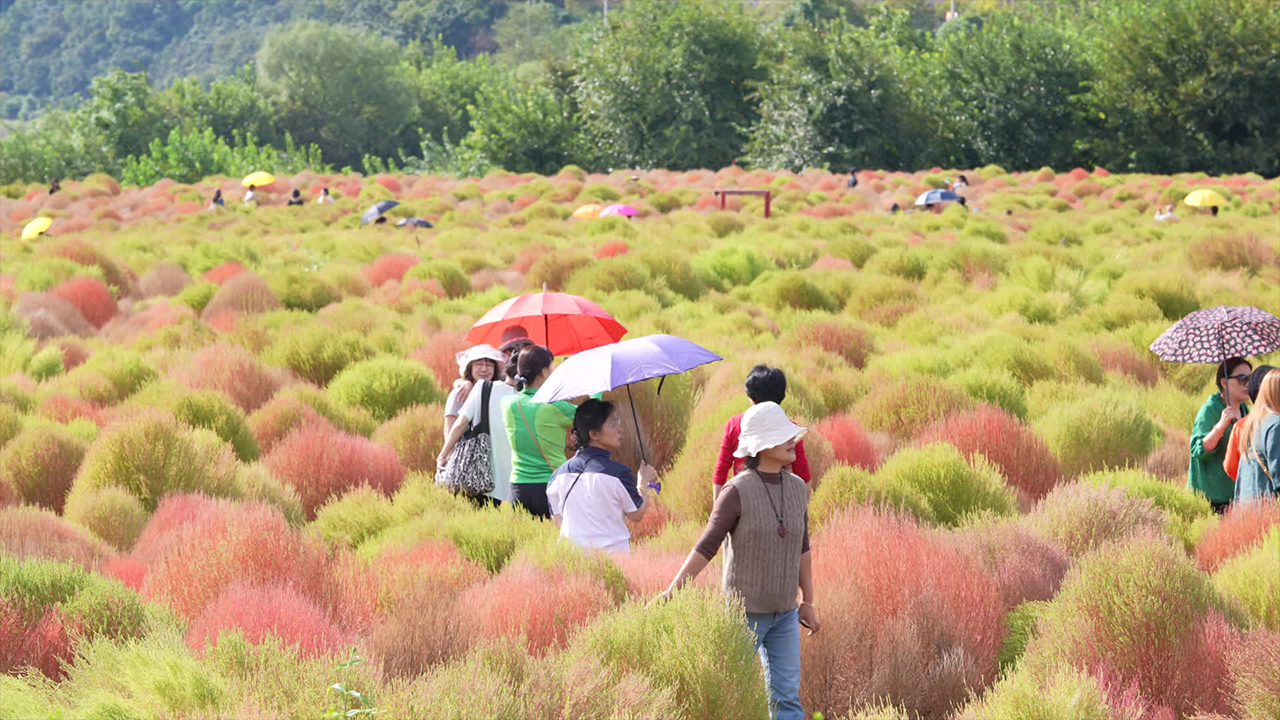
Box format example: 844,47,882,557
464,381,493,438
515,396,557,470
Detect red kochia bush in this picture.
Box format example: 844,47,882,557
594,241,630,259
1092,341,1159,387
186,582,348,657
790,320,873,369
0,599,74,680
1195,497,1280,572
361,253,420,287
141,501,375,632
0,506,112,570
0,424,88,512
953,518,1069,609
802,506,1004,718
171,343,284,413
262,423,404,520
52,276,117,329
410,330,471,390
247,393,333,455
915,404,1061,501
129,493,227,568
813,414,880,471
202,261,247,285
466,563,615,654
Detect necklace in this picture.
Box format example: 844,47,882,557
759,472,787,538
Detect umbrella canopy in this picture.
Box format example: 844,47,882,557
467,291,626,357
1184,189,1228,208
915,189,960,205
21,217,53,240
572,203,604,219
241,171,276,188
395,217,434,228
361,200,400,226
599,203,638,217
1150,306,1280,364
532,334,722,404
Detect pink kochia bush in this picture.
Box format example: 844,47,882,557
0,598,73,680
51,276,118,329
172,343,285,413
186,582,348,658
953,517,1070,609
466,562,616,654
915,404,1061,502
1195,497,1280,572
139,500,377,637
1022,535,1240,717
361,253,420,287
801,506,1005,719
262,423,404,520
812,414,880,471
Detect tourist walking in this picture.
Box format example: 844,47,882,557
714,366,810,500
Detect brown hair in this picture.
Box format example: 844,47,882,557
463,359,499,383
1238,369,1280,464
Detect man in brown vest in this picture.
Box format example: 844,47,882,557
658,401,818,720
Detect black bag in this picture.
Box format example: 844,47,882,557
437,381,495,497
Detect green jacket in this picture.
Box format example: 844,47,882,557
1188,393,1249,504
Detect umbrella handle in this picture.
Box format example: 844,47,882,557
626,384,647,465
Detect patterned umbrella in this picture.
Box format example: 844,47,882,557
1149,306,1280,363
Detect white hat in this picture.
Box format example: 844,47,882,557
456,344,505,377
734,402,808,458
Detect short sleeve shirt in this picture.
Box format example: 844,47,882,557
459,380,516,503
502,388,578,485
547,447,642,553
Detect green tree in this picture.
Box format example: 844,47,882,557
403,41,505,147
571,0,766,170
743,13,932,171
1079,0,1280,175
256,21,418,169
930,12,1092,170
462,80,576,175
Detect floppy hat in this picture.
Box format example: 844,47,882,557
734,402,808,458
456,344,506,377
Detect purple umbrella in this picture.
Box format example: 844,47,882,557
1149,305,1280,402
532,334,722,463
599,203,638,217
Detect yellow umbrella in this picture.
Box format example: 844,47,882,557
572,203,604,219
21,217,52,240
242,170,276,188
1183,189,1228,208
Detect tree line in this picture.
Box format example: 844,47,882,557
1,0,1276,187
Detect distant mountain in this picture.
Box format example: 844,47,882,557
0,0,507,120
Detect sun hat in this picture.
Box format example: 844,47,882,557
734,401,808,458
456,344,506,377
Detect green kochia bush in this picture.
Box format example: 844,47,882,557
810,463,936,529
327,357,442,423
870,443,1017,527
72,410,241,511
311,486,398,548
1081,468,1211,550
63,485,149,551
1035,392,1161,476
1212,527,1280,630
1023,481,1167,559
444,503,551,573
131,382,260,462
0,422,87,512
0,554,150,644
562,589,769,720
692,245,773,291
264,324,376,386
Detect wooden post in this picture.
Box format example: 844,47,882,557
764,191,771,218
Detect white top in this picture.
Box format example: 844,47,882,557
243,190,256,204
316,194,334,204
445,386,467,420
458,380,516,503
546,461,639,556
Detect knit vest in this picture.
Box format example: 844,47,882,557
722,469,808,614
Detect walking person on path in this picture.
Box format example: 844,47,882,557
714,366,810,501
658,401,818,720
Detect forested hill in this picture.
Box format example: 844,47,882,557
0,0,521,119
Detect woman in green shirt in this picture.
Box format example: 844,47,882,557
1189,357,1252,513
503,345,581,519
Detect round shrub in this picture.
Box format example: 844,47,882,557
26,346,64,381
872,443,1017,527
1023,535,1237,717
262,423,404,520
812,414,879,470
956,664,1129,720
176,280,217,313
51,276,117,329
233,464,305,527
133,383,260,462
199,272,281,322
371,403,445,473
248,384,376,455
1081,468,1211,549
749,271,838,312
1195,498,1280,572
63,485,148,551
915,404,1061,501
1023,480,1167,559
361,253,421,287
312,486,398,548
0,505,113,570
788,319,873,369
327,357,441,423
954,517,1069,609
53,350,157,406
1212,527,1279,631
172,343,283,413
1035,392,1161,477
465,561,616,654
72,410,241,511
264,325,375,387
810,463,935,529
268,269,342,312
853,378,975,440
692,245,772,291
405,260,470,298
0,423,87,512
139,262,193,298
186,581,348,658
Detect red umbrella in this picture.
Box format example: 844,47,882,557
467,291,627,356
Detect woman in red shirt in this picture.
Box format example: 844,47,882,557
713,366,810,502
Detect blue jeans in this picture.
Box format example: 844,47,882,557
745,609,803,720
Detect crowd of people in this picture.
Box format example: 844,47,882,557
1189,361,1280,508
207,185,334,209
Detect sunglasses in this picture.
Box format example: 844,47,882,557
1227,374,1251,384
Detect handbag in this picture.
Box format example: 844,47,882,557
437,381,495,497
